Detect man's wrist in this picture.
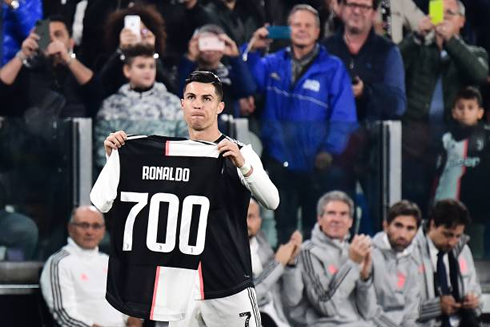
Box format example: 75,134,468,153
239,161,252,176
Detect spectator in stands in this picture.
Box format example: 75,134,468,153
40,205,143,327
95,44,187,168
374,0,429,43
178,24,257,121
98,4,176,97
247,198,302,327
0,15,101,118
283,191,375,326
433,87,490,259
200,0,265,46
413,199,482,326
1,0,42,66
368,200,421,326
400,0,489,214
245,4,357,244
323,0,406,121
0,208,38,260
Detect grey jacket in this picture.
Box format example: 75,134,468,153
368,231,420,327
282,224,375,327
412,226,482,326
251,231,290,326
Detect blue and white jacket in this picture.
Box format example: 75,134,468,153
245,44,357,172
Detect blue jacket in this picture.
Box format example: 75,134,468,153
323,28,406,121
246,44,357,172
2,0,43,66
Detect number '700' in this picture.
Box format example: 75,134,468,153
120,191,210,256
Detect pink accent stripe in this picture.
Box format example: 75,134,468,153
457,140,469,199
198,262,204,300
150,266,161,320
165,141,170,156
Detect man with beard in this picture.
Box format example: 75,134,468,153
368,200,422,326
413,199,482,326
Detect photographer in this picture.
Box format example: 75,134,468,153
0,15,101,118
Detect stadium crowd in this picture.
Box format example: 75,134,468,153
0,0,490,326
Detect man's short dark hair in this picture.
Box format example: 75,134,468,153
48,14,72,36
339,0,381,10
429,199,471,229
184,71,223,101
122,44,156,66
387,200,422,227
454,86,483,107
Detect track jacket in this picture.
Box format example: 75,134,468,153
282,224,375,326
368,231,420,327
40,237,127,327
412,226,482,326
245,44,357,172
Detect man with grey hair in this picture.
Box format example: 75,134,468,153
282,191,376,326
245,4,357,245
400,0,488,215
40,206,142,327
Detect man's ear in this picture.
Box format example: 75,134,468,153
477,107,485,120
217,101,225,115
383,220,388,231
123,64,131,79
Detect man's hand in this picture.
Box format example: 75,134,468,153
417,16,434,37
462,292,479,310
349,234,371,264
239,96,256,116
275,243,296,266
186,35,200,62
352,77,364,98
249,26,272,52
288,230,303,265
46,40,71,66
183,0,197,9
440,295,461,315
435,20,458,41
20,31,40,59
217,138,246,167
126,316,143,327
104,131,127,157
315,151,333,170
360,250,372,281
120,28,139,49
220,33,239,57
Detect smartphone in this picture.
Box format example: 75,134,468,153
266,26,291,40
429,0,444,25
198,34,225,52
124,15,141,42
35,19,51,52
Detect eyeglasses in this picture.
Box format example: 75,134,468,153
344,2,374,12
71,222,105,230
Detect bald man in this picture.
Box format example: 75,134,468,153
40,206,142,327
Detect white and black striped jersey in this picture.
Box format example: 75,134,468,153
91,134,280,321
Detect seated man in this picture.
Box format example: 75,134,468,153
247,198,302,327
413,199,482,326
40,206,142,327
283,191,375,326
94,44,187,168
369,200,421,326
0,15,102,118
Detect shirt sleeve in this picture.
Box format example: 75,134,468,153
90,149,121,213
237,144,279,210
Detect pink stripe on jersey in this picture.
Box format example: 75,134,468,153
198,262,204,300
165,141,170,156
150,266,161,320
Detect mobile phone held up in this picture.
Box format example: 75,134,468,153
429,0,444,25
198,34,225,52
124,15,141,42
266,26,291,40
35,19,51,52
